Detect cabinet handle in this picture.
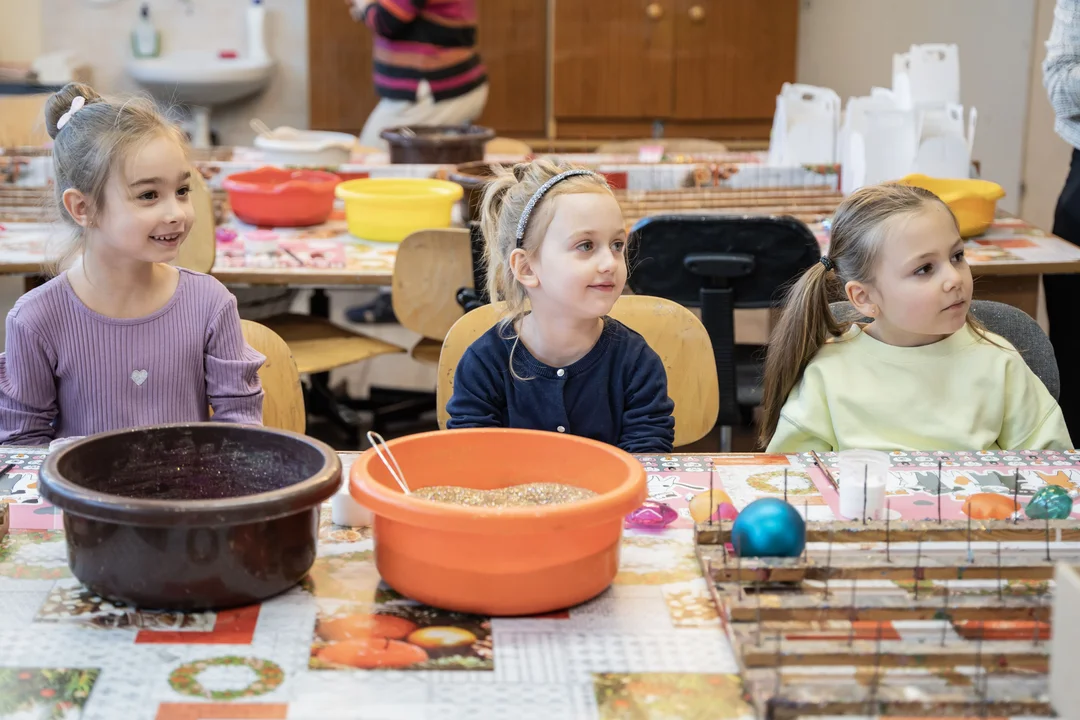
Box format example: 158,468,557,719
689,5,705,22
646,3,663,20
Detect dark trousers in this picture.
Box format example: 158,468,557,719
1045,147,1080,438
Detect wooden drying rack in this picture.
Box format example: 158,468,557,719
695,512,1069,718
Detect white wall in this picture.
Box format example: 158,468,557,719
0,0,42,63
797,0,1037,215
37,0,307,146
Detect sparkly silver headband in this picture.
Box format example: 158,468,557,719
515,169,597,247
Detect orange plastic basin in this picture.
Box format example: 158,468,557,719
222,166,340,227
350,428,647,616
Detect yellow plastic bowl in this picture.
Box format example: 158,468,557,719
335,178,464,243
897,174,1006,238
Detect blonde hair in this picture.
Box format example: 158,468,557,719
43,82,189,275
479,158,615,330
758,183,989,448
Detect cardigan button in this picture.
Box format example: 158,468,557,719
557,426,566,433
557,368,565,377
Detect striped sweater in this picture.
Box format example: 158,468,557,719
363,0,487,102
0,269,264,447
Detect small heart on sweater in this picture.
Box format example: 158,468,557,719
130,370,148,386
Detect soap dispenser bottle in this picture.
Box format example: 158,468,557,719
131,3,161,58
247,0,269,63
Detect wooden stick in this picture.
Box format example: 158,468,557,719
697,519,1080,545
1014,468,1021,524
740,637,1048,670
809,450,838,489
746,667,1051,716
869,621,883,716
723,592,1053,623
885,499,891,563
802,500,809,564
699,546,1080,582
848,580,857,648
755,575,763,647
736,550,743,600
940,580,950,647
914,536,923,600
708,460,715,527
823,528,834,598
937,459,943,524
997,541,1003,601
862,465,868,524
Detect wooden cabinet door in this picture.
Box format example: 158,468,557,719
308,0,378,135
475,0,547,137
672,0,798,121
553,0,675,119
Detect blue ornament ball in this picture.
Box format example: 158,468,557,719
730,498,806,558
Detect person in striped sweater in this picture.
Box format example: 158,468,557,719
348,0,489,149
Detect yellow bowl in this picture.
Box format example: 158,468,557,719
335,178,464,243
897,174,1006,238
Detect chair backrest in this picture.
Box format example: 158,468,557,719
829,300,1060,400
175,168,215,274
628,214,820,427
391,227,474,341
436,295,719,447
239,319,306,433
485,137,533,157
0,94,50,148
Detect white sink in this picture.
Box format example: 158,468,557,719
127,51,273,147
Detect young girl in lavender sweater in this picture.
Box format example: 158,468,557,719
0,83,264,447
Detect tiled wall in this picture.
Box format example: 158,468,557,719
39,0,308,147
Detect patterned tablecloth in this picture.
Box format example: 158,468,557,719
3,447,1077,719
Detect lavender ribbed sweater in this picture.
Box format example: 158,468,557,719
0,268,265,447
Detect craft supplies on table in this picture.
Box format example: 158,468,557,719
5,447,1080,718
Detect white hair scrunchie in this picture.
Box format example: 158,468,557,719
56,95,86,130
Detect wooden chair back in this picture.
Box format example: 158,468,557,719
391,227,474,341
485,137,533,157
0,94,49,148
436,295,719,447
175,168,215,273
239,319,305,434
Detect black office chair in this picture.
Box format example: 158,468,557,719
456,222,489,312
628,215,821,450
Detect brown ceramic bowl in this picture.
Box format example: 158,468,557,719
39,423,341,611
448,160,499,223
380,124,495,165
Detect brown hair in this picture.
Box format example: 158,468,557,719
758,183,986,447
43,82,188,274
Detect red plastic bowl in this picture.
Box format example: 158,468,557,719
222,166,341,227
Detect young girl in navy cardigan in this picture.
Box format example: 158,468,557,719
446,159,675,453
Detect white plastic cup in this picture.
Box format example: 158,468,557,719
244,229,279,255
331,481,373,528
837,449,889,521
48,436,85,453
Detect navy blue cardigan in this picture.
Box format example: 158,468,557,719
446,318,675,453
